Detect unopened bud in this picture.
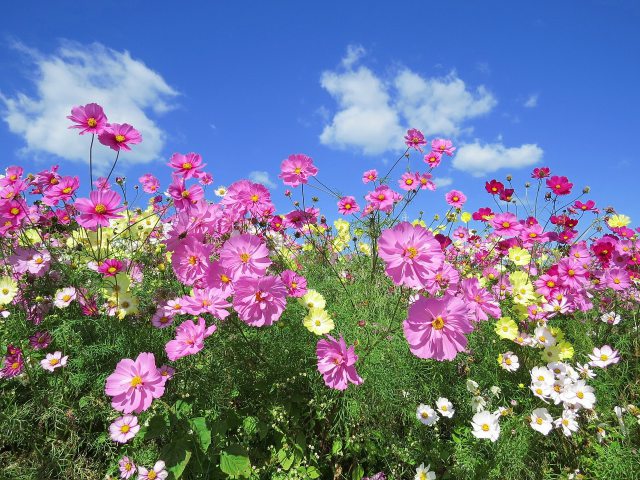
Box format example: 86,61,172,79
583,186,590,194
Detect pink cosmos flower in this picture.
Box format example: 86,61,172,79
281,270,308,297
279,153,319,187
424,151,442,168
109,415,140,443
219,233,272,280
138,461,168,480
165,317,217,361
40,351,68,372
171,239,213,285
491,213,523,237
168,152,207,179
182,288,231,319
532,167,551,179
94,177,111,190
98,123,142,151
431,138,455,156
403,294,473,361
105,352,165,414
233,275,288,327
399,172,420,191
67,103,108,135
157,365,176,383
603,267,630,291
365,185,401,213
445,189,467,209
74,190,125,229
362,169,378,183
546,175,573,195
167,177,204,211
316,335,363,390
139,174,160,193
404,129,427,150
461,278,501,321
54,287,77,308
418,172,436,190
98,259,124,277
151,309,174,329
337,196,360,215
588,345,620,368
377,222,444,289
42,176,79,206
119,456,137,479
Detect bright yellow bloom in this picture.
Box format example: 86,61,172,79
115,292,139,320
541,345,562,363
358,243,371,255
558,341,574,360
461,212,472,223
412,219,426,228
495,317,518,340
608,214,631,228
303,308,335,335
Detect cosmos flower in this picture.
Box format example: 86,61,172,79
40,351,68,372
105,352,165,414
165,317,217,361
109,415,140,443
279,153,318,187
67,103,108,135
74,190,125,229
98,123,142,151
233,275,288,327
316,335,363,391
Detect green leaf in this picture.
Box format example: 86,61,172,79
220,445,251,478
190,417,212,452
332,439,343,455
305,466,321,478
160,438,192,480
351,464,364,480
144,414,169,440
173,399,192,419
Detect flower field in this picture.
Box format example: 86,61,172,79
1,104,639,479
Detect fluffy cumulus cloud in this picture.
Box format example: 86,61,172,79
453,141,543,177
248,170,276,188
0,41,178,171
320,46,544,177
319,46,496,156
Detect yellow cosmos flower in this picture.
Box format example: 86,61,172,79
461,212,472,223
299,289,326,310
0,276,18,304
508,247,531,266
495,317,518,340
303,308,335,335
608,214,631,228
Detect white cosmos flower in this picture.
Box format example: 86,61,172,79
554,409,579,436
416,404,438,426
435,397,454,418
471,411,500,442
530,407,554,435
414,463,436,480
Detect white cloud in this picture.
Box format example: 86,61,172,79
434,176,453,188
248,170,276,188
0,41,178,172
319,66,403,155
453,141,543,177
341,44,366,69
524,94,539,108
319,46,497,155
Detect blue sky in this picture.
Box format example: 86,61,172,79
1,1,639,224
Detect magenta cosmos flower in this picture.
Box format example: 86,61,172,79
377,222,445,289
445,189,467,209
98,123,142,151
404,128,427,150
219,233,272,280
337,196,360,215
109,415,140,443
98,258,124,277
74,190,125,229
403,294,473,361
316,335,363,391
431,138,456,156
233,275,288,327
491,212,523,238
165,317,217,361
168,152,206,179
105,352,165,414
67,103,108,135
279,153,319,187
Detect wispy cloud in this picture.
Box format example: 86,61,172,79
434,176,453,188
524,94,539,108
248,170,276,188
0,41,178,171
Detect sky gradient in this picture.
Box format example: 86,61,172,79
1,1,639,223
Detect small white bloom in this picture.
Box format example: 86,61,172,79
471,411,500,442
600,311,621,325
554,409,579,436
214,186,227,197
576,363,596,379
471,395,487,413
435,397,454,418
530,381,552,401
416,404,438,426
414,463,436,480
466,379,480,394
588,345,620,369
530,366,555,386
534,326,556,347
489,385,501,397
565,380,596,409
530,407,554,435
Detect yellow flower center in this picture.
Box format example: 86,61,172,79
182,162,192,170
377,194,385,201
148,471,157,480
481,424,490,432
115,135,126,143
406,179,414,185
251,194,259,202
405,246,418,259
600,354,609,361
130,375,143,388
120,424,130,433
62,187,72,194
189,256,197,265
49,358,59,365
94,203,107,214
315,320,322,327
62,294,71,302
421,411,429,419
505,358,512,365
11,362,19,370
87,117,97,127
432,316,445,330
2,288,9,294
220,274,230,283
108,266,117,273
502,221,510,228
240,253,250,263
10,207,20,215
452,196,459,202
181,190,190,198
294,167,302,174
576,391,584,399
536,418,543,425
